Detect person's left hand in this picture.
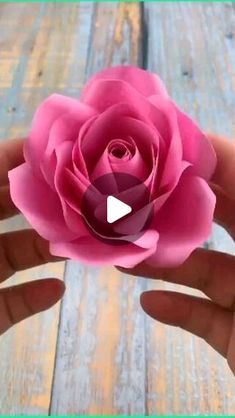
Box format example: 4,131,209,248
0,138,65,335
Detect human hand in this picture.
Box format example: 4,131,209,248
0,138,65,335
118,134,235,375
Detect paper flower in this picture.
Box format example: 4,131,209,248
9,66,216,268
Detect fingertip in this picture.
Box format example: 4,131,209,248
41,278,66,301
140,290,150,307
115,265,126,272
24,278,66,313
115,264,144,276
140,290,174,322
115,265,137,276
47,277,66,289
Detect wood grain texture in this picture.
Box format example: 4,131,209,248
0,3,82,414
143,3,235,414
51,2,235,416
0,2,234,416
50,3,146,415
144,3,235,414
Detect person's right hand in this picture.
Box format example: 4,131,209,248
118,134,235,375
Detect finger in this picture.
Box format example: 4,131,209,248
0,229,62,282
140,290,233,357
0,186,19,220
0,278,65,334
212,183,235,239
208,134,235,199
118,248,235,310
227,313,235,374
0,138,24,186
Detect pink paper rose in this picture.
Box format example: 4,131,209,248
9,66,216,268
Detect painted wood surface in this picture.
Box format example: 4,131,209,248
0,3,70,415
0,2,234,415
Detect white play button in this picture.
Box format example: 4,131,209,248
107,195,132,224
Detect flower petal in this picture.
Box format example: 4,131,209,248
54,141,89,236
24,94,94,177
89,147,113,180
80,79,169,132
149,95,183,194
81,65,168,100
147,171,216,268
80,102,161,175
91,138,149,182
175,104,217,180
9,163,79,242
50,229,158,268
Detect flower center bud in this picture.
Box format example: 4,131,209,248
108,138,135,161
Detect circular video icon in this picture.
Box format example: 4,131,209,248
81,172,154,245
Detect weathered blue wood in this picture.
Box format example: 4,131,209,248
0,3,91,414
144,2,235,414
50,3,149,415
51,2,235,416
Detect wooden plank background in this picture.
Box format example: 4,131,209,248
0,2,235,415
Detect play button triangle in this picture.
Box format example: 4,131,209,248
107,195,132,224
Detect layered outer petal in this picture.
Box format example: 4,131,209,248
79,79,170,132
54,141,89,237
40,152,57,190
81,66,168,100
54,141,90,217
24,94,95,178
148,96,183,193
45,110,93,157
8,163,79,242
153,160,191,213
175,104,216,180
50,229,158,268
147,170,216,268
113,202,153,236
150,96,216,181
40,111,92,190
